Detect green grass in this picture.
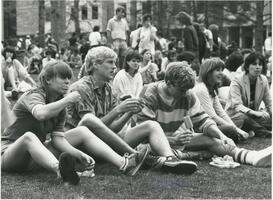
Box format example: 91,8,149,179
1,137,271,199
2,68,272,199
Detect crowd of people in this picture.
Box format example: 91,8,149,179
1,7,272,186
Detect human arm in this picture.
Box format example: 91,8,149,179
106,20,113,44
262,76,272,116
194,84,232,126
32,91,81,121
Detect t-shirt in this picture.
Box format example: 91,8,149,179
138,26,157,55
89,32,101,46
136,81,216,136
2,59,30,89
106,16,129,41
2,88,66,142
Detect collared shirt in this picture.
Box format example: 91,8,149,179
106,16,129,40
66,75,118,128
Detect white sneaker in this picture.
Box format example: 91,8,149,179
252,146,272,167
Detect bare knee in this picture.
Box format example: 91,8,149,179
80,113,103,128
22,132,40,146
76,126,97,139
141,120,163,134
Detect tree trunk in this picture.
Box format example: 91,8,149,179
38,0,45,47
255,1,264,53
74,0,80,36
50,0,66,47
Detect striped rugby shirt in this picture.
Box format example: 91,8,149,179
136,81,216,136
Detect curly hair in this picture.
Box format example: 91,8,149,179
84,46,117,75
165,62,196,91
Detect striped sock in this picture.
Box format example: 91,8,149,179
234,148,251,164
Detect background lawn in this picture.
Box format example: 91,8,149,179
1,68,271,199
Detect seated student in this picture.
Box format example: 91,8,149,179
193,58,249,142
66,46,198,174
139,49,159,85
223,51,244,83
28,56,42,74
161,50,177,73
67,49,82,68
1,61,151,186
42,50,56,67
136,62,271,167
177,51,199,75
226,52,272,137
1,46,36,99
113,49,143,99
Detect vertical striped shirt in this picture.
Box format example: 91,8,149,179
136,81,216,136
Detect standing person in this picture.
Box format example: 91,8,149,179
139,49,159,85
1,61,152,186
67,46,198,175
157,32,168,54
175,12,199,62
113,49,143,99
130,24,142,49
106,6,129,70
1,46,36,99
264,32,272,59
226,52,272,137
136,62,271,167
194,58,249,143
138,14,158,57
89,26,101,48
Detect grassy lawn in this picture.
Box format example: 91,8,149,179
2,68,272,199
1,137,271,199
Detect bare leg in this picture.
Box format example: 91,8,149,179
64,126,124,168
79,113,136,155
1,132,59,173
123,121,174,157
7,67,18,90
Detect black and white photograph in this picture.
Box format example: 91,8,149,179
1,0,272,199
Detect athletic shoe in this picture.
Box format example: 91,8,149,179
252,146,272,167
161,156,197,174
59,152,80,185
122,145,149,176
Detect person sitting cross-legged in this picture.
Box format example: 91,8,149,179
66,46,198,174
135,62,271,168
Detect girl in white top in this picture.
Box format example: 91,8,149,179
113,49,143,99
194,58,249,142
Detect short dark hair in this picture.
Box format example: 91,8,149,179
175,11,192,25
123,49,142,72
2,46,16,60
140,49,151,56
116,6,125,14
177,51,195,64
93,26,100,32
165,62,195,91
225,51,244,72
244,52,266,74
142,14,152,22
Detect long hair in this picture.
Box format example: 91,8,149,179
199,57,225,97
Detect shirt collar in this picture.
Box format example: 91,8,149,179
89,75,106,90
